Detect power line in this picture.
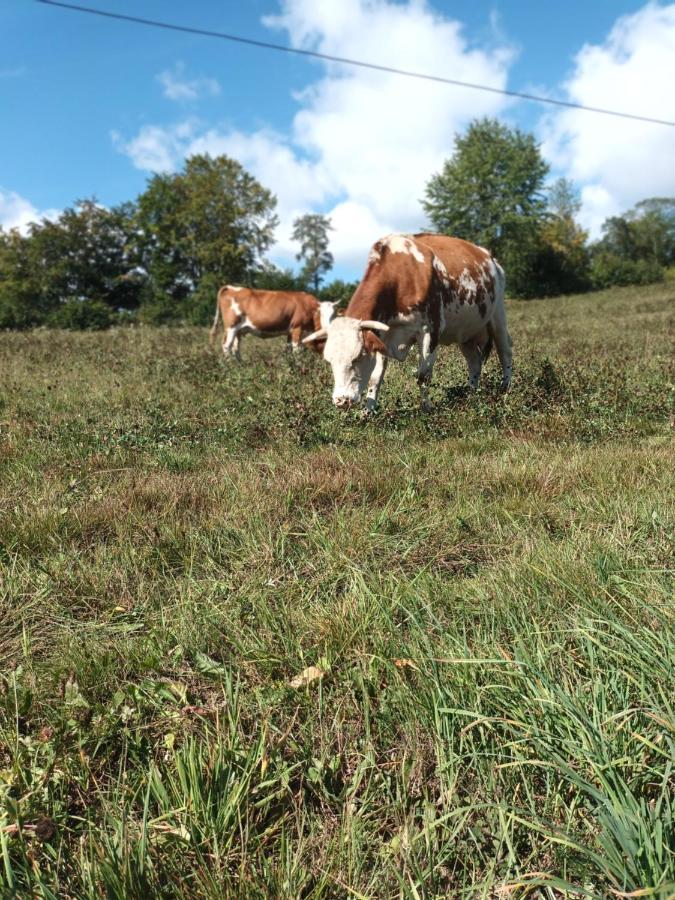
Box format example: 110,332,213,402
37,0,675,128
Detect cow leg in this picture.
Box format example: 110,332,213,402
365,352,388,414
460,341,483,391
289,326,304,353
489,309,513,392
223,326,242,361
416,331,436,411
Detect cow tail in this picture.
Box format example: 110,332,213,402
209,289,223,347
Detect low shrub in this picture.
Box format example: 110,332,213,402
47,297,115,330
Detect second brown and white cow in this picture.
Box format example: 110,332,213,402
210,285,338,360
303,233,512,411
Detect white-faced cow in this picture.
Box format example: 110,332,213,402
210,285,338,360
303,233,512,411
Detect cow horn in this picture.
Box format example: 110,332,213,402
302,328,327,344
359,320,390,333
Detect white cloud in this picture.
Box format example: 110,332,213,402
111,121,198,173
324,200,396,269
541,2,675,236
0,188,59,234
266,0,515,227
114,0,516,274
157,63,220,102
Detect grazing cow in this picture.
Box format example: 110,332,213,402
210,285,338,360
303,233,512,411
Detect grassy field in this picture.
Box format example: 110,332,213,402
0,283,673,898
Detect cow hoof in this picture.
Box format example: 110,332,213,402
420,400,433,413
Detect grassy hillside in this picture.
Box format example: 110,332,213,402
0,283,673,898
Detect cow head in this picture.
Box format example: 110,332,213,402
303,317,390,407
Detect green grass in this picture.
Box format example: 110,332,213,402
0,282,673,898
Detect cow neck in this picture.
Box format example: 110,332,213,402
346,277,397,325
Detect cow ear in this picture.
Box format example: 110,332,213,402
363,330,387,355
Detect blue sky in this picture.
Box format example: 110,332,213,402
2,0,675,278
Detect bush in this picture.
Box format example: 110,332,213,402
47,298,115,330
184,273,224,326
137,299,183,326
0,285,46,329
590,253,664,289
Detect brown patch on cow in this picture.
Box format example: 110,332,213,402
347,237,433,323
415,234,495,311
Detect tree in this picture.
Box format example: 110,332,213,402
0,228,43,328
0,200,141,328
532,178,591,295
291,214,333,292
609,198,675,266
588,196,675,289
135,154,278,321
423,118,550,297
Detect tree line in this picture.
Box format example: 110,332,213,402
1,118,673,330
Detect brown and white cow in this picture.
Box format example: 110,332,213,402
210,285,338,360
303,233,512,411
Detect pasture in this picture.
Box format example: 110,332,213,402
0,283,673,898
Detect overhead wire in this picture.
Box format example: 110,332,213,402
36,0,675,128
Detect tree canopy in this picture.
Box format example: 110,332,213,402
134,154,279,321
0,200,141,328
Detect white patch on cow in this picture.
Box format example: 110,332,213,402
478,261,492,288
318,301,338,329
368,246,381,265
458,269,477,294
382,233,425,263
227,285,243,292
231,299,242,317
432,256,451,285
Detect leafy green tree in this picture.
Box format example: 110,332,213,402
291,214,333,292
135,154,278,320
317,278,358,307
0,228,43,328
532,178,591,295
548,177,582,221
423,118,550,297
598,198,675,267
588,196,675,289
0,200,140,328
